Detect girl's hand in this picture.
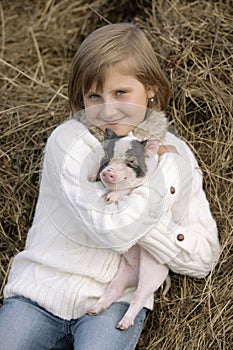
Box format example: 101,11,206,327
158,145,179,156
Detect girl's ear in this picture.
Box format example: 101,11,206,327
146,85,158,98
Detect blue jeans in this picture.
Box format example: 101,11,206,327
0,296,147,350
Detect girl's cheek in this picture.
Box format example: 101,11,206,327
86,111,97,123
85,106,103,126
84,100,94,109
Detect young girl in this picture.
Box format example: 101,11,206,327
0,23,220,350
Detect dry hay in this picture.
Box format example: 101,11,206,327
0,0,232,349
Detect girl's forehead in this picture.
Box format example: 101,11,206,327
85,59,136,92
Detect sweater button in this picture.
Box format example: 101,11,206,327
177,234,184,241
170,186,175,194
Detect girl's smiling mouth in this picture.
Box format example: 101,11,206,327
105,119,123,125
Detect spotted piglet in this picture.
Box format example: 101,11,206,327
87,129,170,330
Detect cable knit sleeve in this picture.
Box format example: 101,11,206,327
138,133,220,278
43,119,220,278
138,158,221,278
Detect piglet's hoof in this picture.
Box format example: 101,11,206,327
86,309,98,316
116,320,134,331
102,191,120,204
117,324,127,331
86,304,106,315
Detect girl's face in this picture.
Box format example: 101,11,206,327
83,67,156,135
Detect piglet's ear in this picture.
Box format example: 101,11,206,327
104,128,118,140
145,138,160,158
140,139,148,147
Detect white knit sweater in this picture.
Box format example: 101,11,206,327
4,118,220,320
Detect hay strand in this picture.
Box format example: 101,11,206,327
1,1,232,349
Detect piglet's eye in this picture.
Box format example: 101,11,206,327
125,159,135,167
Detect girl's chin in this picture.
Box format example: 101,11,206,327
98,124,135,136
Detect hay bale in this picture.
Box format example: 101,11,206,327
0,1,232,349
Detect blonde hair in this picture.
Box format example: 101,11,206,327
68,23,171,112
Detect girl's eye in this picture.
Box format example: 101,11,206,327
88,94,100,100
115,90,127,96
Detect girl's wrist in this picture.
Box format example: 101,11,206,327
158,145,179,156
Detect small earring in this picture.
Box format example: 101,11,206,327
150,97,155,102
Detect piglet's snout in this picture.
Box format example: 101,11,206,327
101,168,117,184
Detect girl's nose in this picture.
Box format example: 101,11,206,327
101,102,118,119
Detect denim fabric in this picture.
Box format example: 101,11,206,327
0,296,147,350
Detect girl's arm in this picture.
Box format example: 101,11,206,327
138,168,221,278
45,120,220,278
44,119,161,249
139,141,220,278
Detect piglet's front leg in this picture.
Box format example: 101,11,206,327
117,247,169,330
102,191,120,204
103,188,132,204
